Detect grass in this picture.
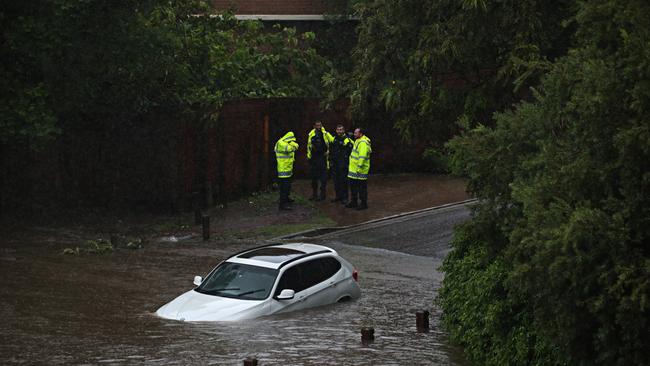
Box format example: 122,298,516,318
251,212,336,239
215,190,336,240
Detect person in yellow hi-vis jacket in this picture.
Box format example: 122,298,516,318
346,127,372,210
306,121,334,201
275,131,299,211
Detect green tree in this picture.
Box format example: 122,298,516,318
0,0,328,150
0,0,329,212
439,0,650,364
337,0,574,147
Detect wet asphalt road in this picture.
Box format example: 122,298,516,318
307,201,474,259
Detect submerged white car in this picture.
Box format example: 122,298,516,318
156,243,361,321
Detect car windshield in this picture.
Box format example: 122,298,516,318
195,262,278,300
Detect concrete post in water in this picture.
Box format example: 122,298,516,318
243,357,258,366
361,327,375,344
202,215,210,241
416,310,430,332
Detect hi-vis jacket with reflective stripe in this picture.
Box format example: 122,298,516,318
348,135,372,180
307,128,334,160
275,132,299,178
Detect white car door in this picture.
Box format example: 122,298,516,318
266,263,310,315
300,257,344,307
266,257,344,315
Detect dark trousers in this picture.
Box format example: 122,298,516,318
278,177,292,207
309,158,327,198
349,178,368,205
332,163,349,201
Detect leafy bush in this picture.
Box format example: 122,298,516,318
1,0,328,148
422,148,450,174
440,1,650,365
1,0,329,212
338,0,575,146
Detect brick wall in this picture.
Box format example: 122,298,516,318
211,0,330,15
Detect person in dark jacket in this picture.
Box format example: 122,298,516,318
307,121,334,201
329,124,353,203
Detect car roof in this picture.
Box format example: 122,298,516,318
226,243,337,269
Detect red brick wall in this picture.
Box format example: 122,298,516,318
211,0,329,15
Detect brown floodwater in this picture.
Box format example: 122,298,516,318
0,236,467,365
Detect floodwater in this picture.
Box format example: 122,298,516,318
0,238,467,365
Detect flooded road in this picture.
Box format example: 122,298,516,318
0,202,472,365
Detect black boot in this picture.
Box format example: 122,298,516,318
345,201,358,208
309,189,318,201
309,180,318,200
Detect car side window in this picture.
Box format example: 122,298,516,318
274,257,342,296
319,257,342,279
275,265,304,296
302,257,342,288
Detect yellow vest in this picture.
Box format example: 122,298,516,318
275,132,299,178
307,128,334,160
348,135,372,180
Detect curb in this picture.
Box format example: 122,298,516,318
272,198,477,241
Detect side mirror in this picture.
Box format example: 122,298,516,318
193,276,203,286
276,289,295,300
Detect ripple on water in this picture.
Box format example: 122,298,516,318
1,241,467,365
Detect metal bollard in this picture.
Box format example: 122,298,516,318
361,327,375,344
192,191,201,224
416,310,430,332
243,357,258,366
195,208,202,225
202,215,210,241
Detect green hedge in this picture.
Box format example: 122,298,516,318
440,0,650,365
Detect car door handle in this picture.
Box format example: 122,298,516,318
329,281,336,287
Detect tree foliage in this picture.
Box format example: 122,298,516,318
0,0,330,213
439,0,650,365
336,0,574,146
0,0,328,149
